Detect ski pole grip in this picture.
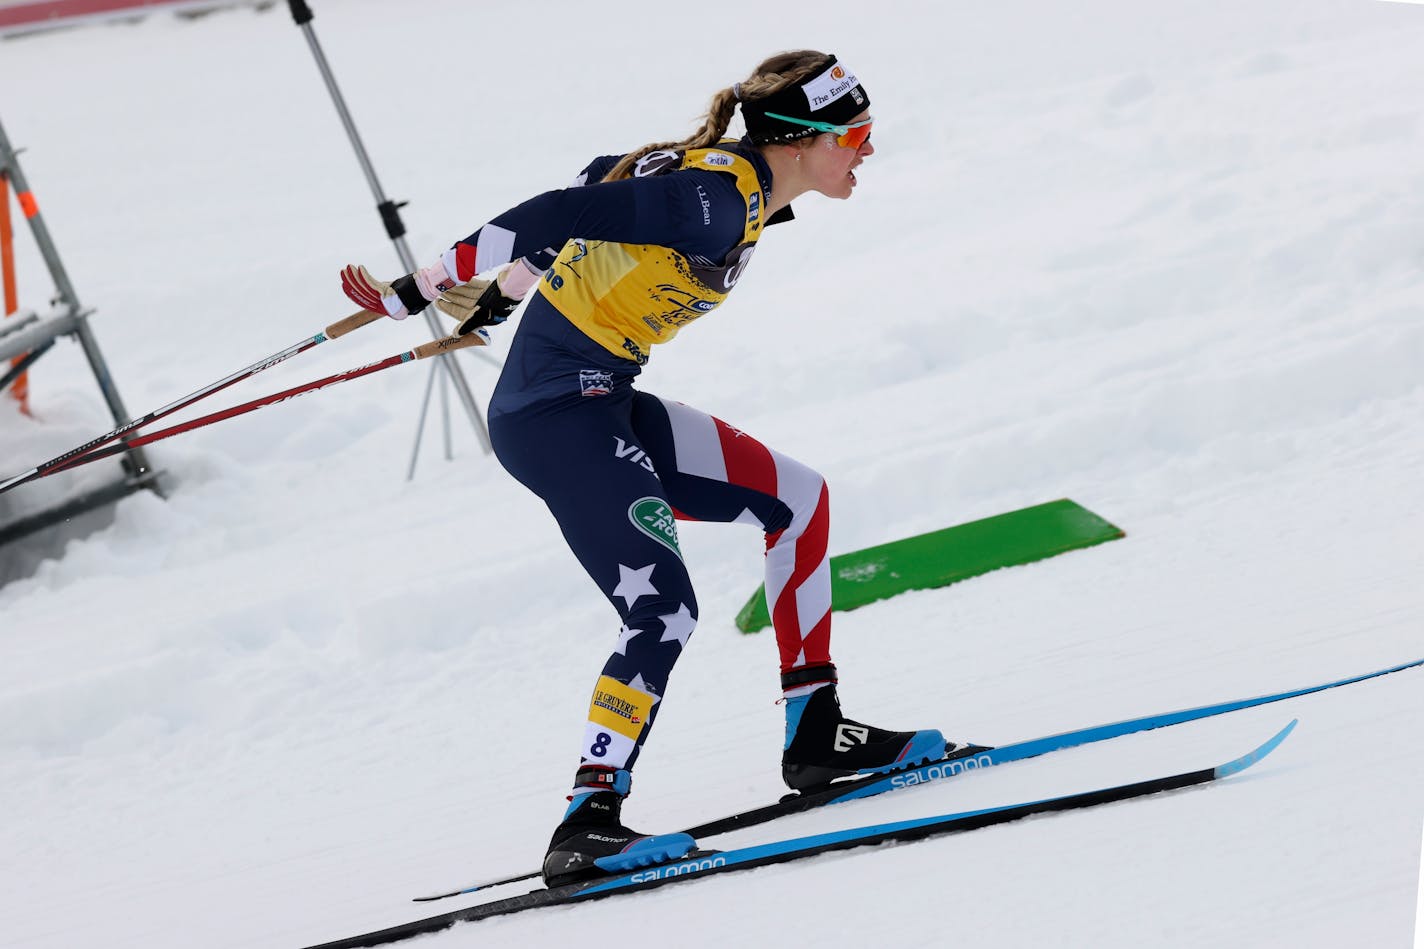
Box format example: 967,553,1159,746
325,309,385,339
413,332,487,360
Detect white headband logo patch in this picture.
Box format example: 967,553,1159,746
801,60,861,112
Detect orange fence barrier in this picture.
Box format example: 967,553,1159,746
1,172,28,414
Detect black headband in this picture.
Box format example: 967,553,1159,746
742,55,871,145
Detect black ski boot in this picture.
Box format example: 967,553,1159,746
542,767,696,887
780,664,950,791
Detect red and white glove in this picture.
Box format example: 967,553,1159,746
340,259,461,321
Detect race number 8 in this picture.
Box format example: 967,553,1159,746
589,731,613,758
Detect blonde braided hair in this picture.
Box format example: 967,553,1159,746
601,50,833,182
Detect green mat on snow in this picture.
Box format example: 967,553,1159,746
735,498,1124,633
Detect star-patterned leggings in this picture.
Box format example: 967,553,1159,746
488,303,833,779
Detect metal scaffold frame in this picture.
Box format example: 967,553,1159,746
0,114,162,548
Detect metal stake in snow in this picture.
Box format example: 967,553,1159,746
284,0,495,471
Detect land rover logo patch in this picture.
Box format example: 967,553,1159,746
629,497,680,556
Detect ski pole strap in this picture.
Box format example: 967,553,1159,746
781,663,838,691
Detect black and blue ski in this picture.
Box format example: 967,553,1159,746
301,720,1297,949
414,655,1420,901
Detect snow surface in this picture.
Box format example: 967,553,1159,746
2,1,1422,947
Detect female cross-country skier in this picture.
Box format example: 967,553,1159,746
340,50,959,886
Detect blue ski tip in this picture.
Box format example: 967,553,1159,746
1214,719,1297,779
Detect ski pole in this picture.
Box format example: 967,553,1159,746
32,331,487,484
0,309,384,496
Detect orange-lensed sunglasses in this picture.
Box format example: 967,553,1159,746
763,112,874,149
